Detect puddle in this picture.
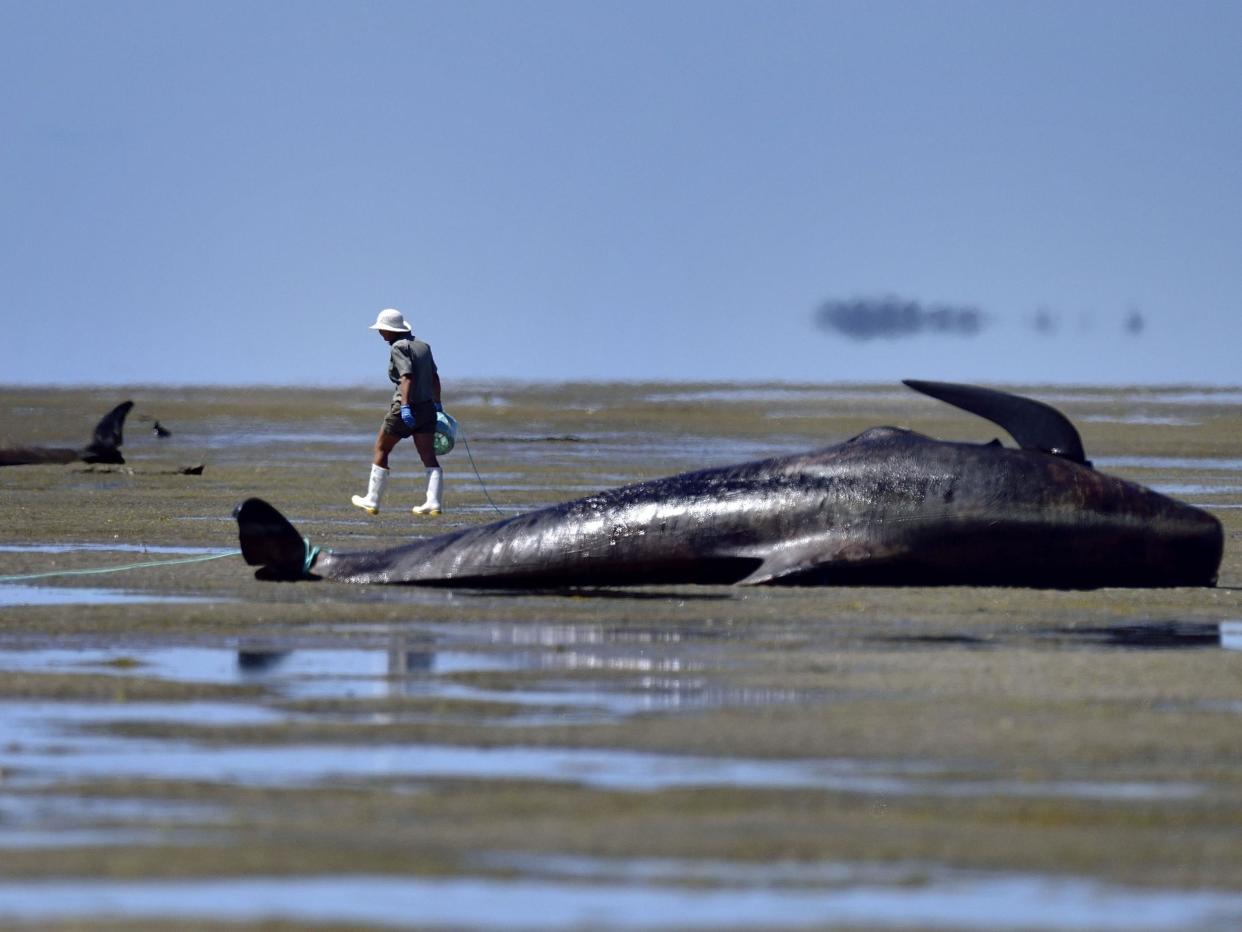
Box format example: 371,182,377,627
642,387,908,405
1082,414,1197,426
0,794,225,848
460,623,728,645
875,634,993,648
0,625,775,716
1198,700,1242,715
0,710,1200,801
1096,456,1242,472
0,828,168,848
1149,483,1242,496
175,429,373,450
0,639,744,714
0,642,633,715
0,628,1220,799
0,701,283,735
1041,389,1242,407
0,794,224,825
0,871,1240,930
1054,621,1242,651
0,645,516,699
481,852,934,885
0,586,214,607
0,719,934,792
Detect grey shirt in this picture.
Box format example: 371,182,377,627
388,337,438,404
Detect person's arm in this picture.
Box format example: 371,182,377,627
399,375,416,426
432,373,442,411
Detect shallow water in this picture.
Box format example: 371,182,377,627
0,794,227,849
0,622,764,713
1082,414,1197,426
1039,388,1242,406
0,585,212,607
1052,621,1242,652
1151,483,1242,496
1098,455,1242,471
0,644,511,691
1,871,1240,930
0,702,1201,802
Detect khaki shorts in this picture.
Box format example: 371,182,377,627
382,399,437,438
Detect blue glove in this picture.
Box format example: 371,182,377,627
434,402,444,413
400,404,416,428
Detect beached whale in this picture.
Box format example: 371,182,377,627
0,401,133,467
234,382,1223,589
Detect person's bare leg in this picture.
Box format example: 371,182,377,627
412,433,439,470
373,431,402,468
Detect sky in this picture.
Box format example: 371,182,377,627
1,0,1239,387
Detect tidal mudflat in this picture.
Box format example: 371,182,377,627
3,382,1242,930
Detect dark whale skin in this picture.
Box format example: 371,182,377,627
308,427,1222,589
0,401,132,468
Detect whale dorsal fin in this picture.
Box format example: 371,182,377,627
81,400,133,464
903,380,1090,466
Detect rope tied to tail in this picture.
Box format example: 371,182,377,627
0,549,243,583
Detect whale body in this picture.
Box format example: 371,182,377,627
0,401,133,468
234,383,1223,589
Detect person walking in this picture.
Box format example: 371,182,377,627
351,308,445,516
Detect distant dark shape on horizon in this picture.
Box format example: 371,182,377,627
1032,308,1057,335
815,296,986,341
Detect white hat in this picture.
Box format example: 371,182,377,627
369,308,412,332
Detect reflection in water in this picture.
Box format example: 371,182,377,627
457,589,733,602
232,636,438,699
387,642,434,678
236,641,433,684
0,625,796,714
875,634,992,648
1054,622,1232,650
237,650,290,673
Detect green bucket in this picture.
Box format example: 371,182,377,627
434,411,459,455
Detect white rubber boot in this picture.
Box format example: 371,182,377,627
412,467,443,516
350,464,389,515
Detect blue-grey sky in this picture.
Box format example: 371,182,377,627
2,0,1239,386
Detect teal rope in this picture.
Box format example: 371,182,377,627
458,427,508,516
302,539,321,577
0,549,242,583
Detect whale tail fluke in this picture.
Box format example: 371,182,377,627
903,380,1090,467
80,401,134,464
233,497,314,581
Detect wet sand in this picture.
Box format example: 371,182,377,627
2,382,1242,929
